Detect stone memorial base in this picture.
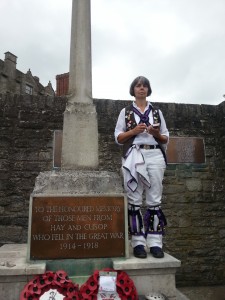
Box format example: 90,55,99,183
0,171,188,299
0,244,188,300
113,247,182,300
28,170,129,261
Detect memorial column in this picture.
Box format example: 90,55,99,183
61,0,98,169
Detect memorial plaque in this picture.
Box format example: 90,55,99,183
167,137,205,164
30,196,126,260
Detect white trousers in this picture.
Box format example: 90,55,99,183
123,148,166,248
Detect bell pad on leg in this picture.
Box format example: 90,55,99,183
144,206,167,236
128,205,145,236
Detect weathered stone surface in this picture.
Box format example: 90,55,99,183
0,225,23,243
113,250,180,298
33,170,123,195
186,179,202,191
0,244,46,300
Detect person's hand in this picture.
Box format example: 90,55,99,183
132,123,147,135
147,125,160,136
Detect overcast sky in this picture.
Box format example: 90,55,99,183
0,0,224,105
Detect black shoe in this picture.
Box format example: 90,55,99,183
150,246,164,258
133,245,147,259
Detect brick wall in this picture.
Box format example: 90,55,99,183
56,73,69,96
0,93,225,287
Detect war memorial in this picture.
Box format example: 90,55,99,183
0,0,224,299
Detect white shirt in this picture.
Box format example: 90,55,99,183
114,101,169,146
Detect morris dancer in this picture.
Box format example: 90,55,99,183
114,76,169,258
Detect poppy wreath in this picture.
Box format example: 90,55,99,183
20,270,80,300
80,268,138,300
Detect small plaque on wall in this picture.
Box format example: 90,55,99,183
29,195,126,260
167,137,205,164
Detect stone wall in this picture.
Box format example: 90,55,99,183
0,94,66,243
0,93,225,287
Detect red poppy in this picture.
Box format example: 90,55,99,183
116,276,125,288
86,276,98,292
92,270,100,282
55,270,70,285
20,289,30,300
31,277,39,284
66,282,80,298
121,282,132,295
56,270,68,279
80,295,93,300
80,283,93,298
27,283,42,295
116,271,126,283
36,275,47,288
42,271,55,285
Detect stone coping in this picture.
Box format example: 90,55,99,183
113,251,181,270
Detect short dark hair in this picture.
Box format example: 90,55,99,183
129,76,152,97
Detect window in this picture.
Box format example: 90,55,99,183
25,84,33,95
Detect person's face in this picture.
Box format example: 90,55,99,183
134,80,148,99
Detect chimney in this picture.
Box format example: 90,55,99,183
4,51,17,78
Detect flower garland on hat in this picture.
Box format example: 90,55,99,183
80,268,138,300
20,270,80,300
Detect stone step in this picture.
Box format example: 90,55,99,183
0,244,46,300
113,250,181,300
0,243,45,276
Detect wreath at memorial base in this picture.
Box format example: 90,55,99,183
20,270,80,300
80,268,138,300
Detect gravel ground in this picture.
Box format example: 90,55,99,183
178,285,225,300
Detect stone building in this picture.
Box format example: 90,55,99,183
0,51,55,96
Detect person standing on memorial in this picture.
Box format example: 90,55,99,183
114,76,169,259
